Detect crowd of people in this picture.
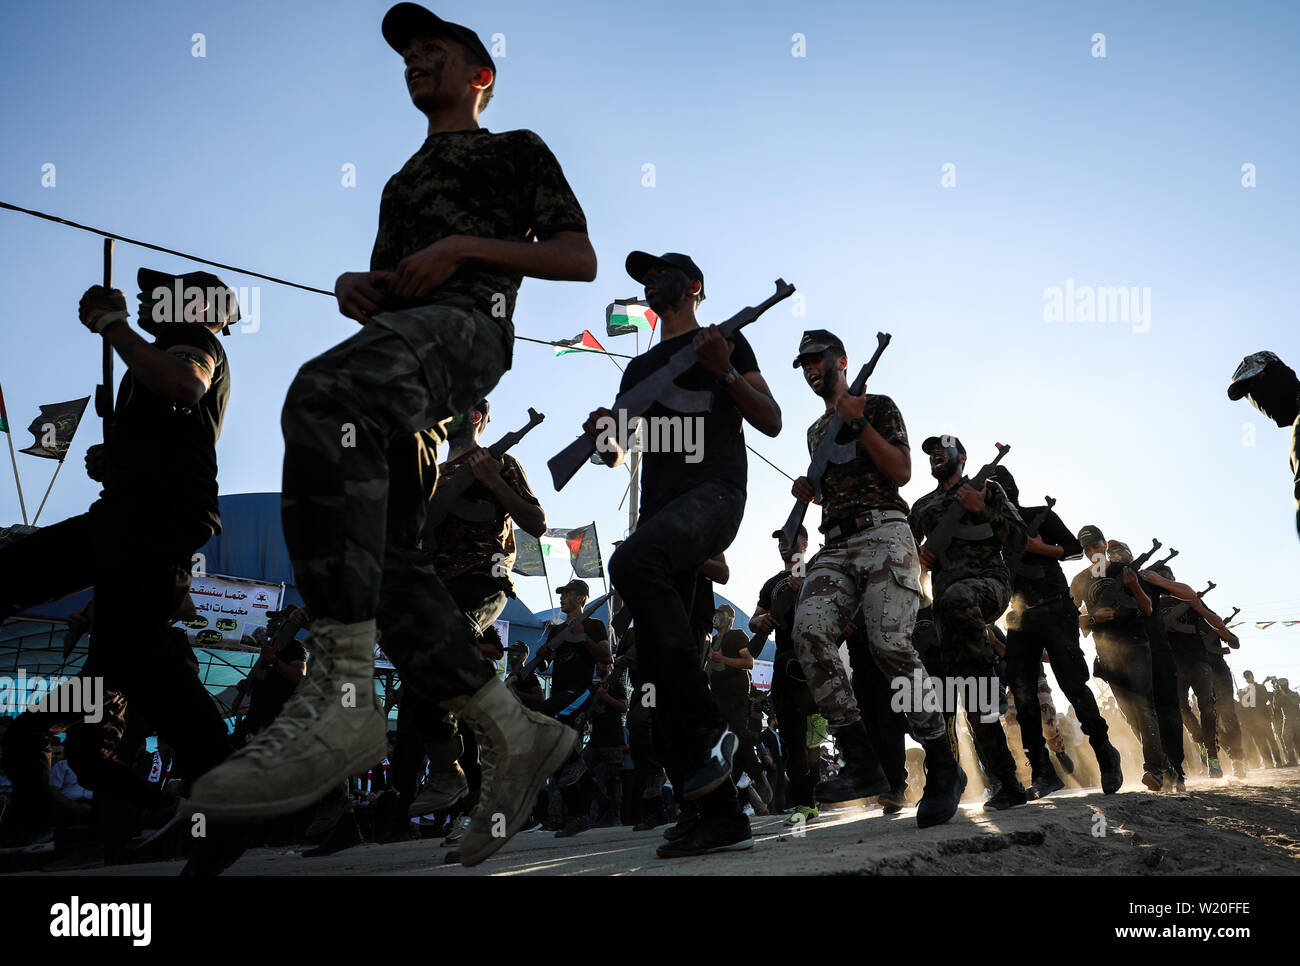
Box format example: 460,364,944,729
2,3,1299,875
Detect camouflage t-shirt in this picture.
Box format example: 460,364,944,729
427,453,541,593
806,394,910,526
370,128,588,321
908,477,1026,588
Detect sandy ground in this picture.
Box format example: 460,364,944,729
16,768,1300,877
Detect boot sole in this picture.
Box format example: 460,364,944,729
814,777,892,806
187,734,389,822
459,724,579,867
656,835,754,858
407,785,469,817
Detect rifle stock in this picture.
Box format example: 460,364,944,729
548,279,796,490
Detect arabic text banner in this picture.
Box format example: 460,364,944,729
177,574,285,650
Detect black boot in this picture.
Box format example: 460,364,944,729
1027,749,1064,800
1055,750,1075,774
814,721,890,805
984,774,1029,811
1090,734,1123,794
917,732,966,829
635,795,668,831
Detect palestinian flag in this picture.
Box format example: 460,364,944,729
1256,621,1276,630
0,383,9,434
605,298,658,337
554,330,607,357
19,397,90,460
563,523,604,578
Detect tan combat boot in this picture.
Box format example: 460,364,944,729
455,677,577,867
188,619,388,820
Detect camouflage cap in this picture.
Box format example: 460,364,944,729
1227,351,1286,400
1106,539,1132,560
382,4,495,82
920,435,966,457
1077,524,1106,548
791,329,847,368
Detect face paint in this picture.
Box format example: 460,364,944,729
645,269,689,314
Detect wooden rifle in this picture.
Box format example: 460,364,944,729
779,332,891,551
920,442,1011,570
548,279,796,490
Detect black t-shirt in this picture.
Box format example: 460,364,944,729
1011,508,1080,602
545,617,608,693
618,329,759,518
104,323,229,533
1142,581,1172,654
757,570,797,654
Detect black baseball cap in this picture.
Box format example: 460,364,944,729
625,252,705,301
557,579,590,597
382,5,495,85
921,435,966,458
137,267,240,336
791,329,847,368
1077,524,1106,548
772,525,809,541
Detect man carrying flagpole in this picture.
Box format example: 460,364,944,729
0,271,239,860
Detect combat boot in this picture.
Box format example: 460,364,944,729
1055,750,1075,774
814,721,890,804
634,795,668,831
188,619,388,820
917,733,966,829
1090,734,1123,794
408,764,469,817
984,775,1029,811
455,677,578,867
1027,748,1065,800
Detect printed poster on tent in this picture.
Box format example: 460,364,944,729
176,574,284,650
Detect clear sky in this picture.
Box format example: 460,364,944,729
2,0,1297,693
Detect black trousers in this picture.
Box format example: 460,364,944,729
846,626,908,789
609,480,745,811
1148,637,1186,774
1005,596,1108,758
1094,634,1166,776
391,571,506,808
0,501,230,826
1206,651,1244,760
770,648,814,809
1171,644,1218,757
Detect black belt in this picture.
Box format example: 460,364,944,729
823,509,908,543
1020,590,1072,611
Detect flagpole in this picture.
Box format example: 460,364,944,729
31,459,65,525
3,419,28,524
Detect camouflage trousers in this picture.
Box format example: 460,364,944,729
791,518,944,740
932,574,1011,671
281,302,510,703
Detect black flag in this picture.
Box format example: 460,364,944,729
19,396,90,460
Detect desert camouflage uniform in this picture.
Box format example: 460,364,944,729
909,475,1026,780
281,128,585,706
791,396,945,741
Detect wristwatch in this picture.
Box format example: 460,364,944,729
847,416,868,436
717,366,741,388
